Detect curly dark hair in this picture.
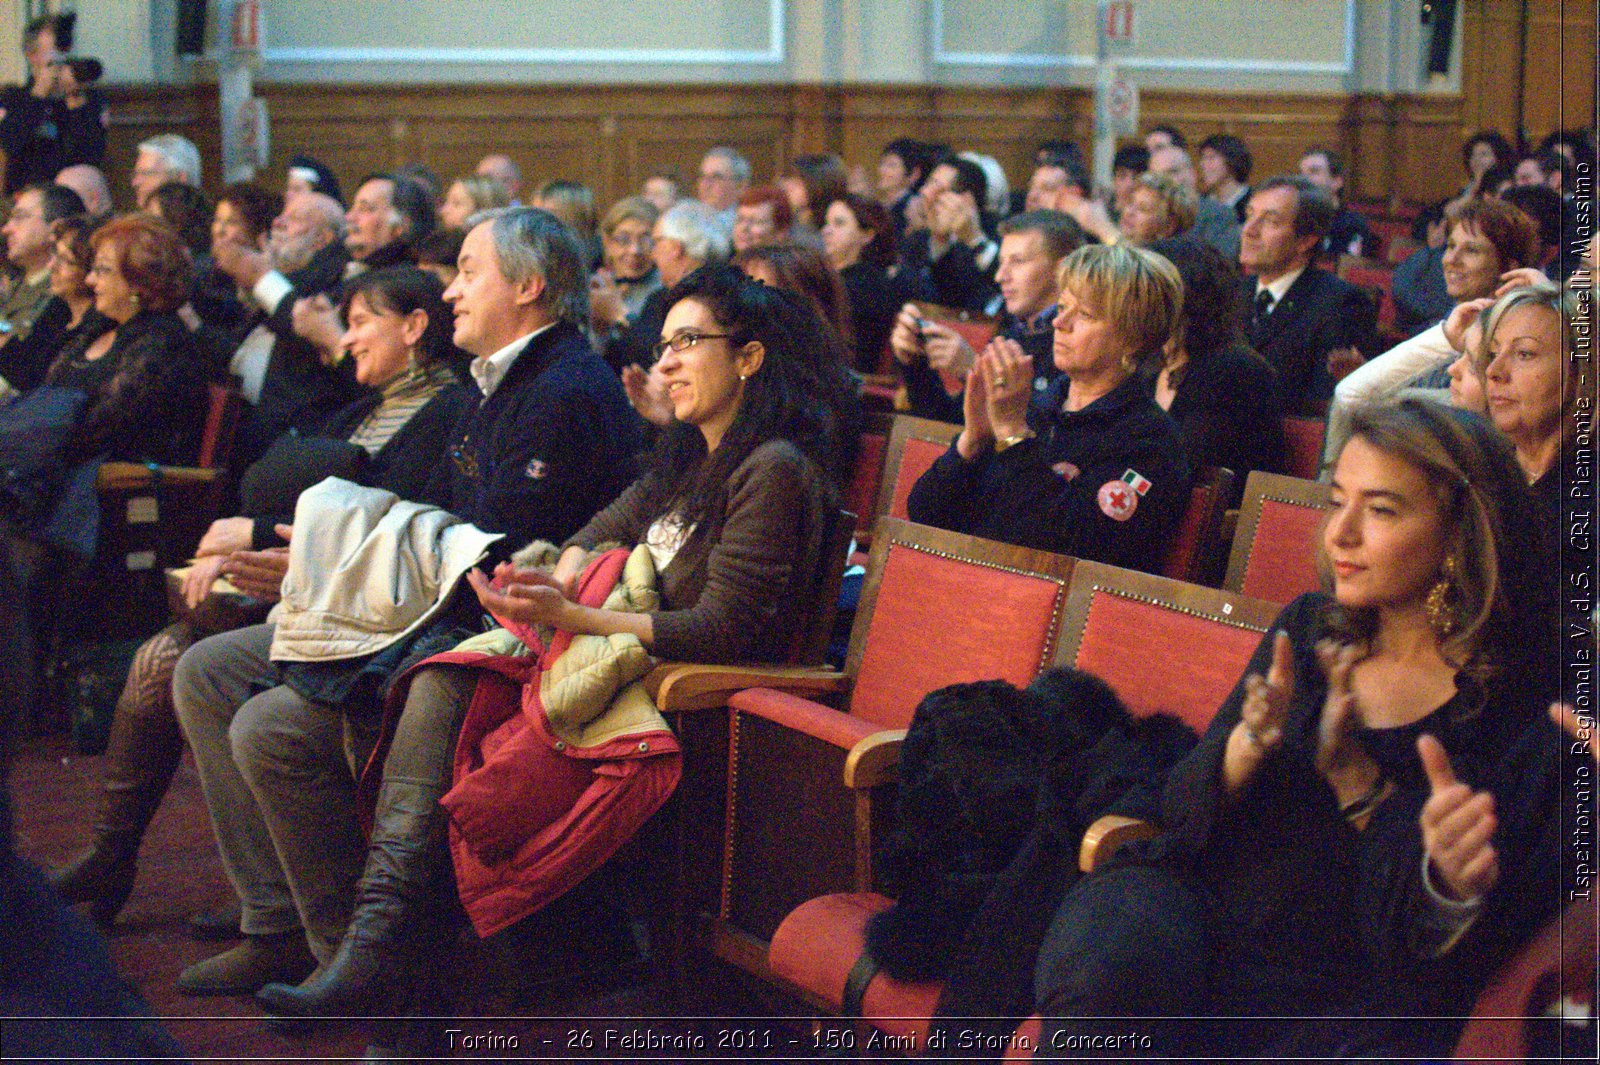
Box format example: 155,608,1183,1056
217,182,283,244
1146,236,1247,382
150,182,213,256
639,265,856,534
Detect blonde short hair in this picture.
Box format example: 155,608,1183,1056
1057,243,1184,375
1135,172,1198,234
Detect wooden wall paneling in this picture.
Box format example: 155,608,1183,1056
1459,0,1524,139
1521,0,1597,144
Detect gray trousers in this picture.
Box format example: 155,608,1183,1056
172,623,375,961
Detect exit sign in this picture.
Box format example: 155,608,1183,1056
1103,1,1137,46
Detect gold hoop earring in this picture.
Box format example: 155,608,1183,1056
1425,556,1459,639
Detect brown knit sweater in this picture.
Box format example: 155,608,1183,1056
564,439,833,664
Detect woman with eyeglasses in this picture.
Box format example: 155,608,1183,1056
254,264,852,1022
588,196,660,350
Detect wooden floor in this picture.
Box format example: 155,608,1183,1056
7,733,814,1063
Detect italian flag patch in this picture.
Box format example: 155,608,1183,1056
1121,469,1152,496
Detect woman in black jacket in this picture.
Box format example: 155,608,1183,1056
49,266,467,926
1147,236,1286,502
821,193,905,373
1035,399,1575,1060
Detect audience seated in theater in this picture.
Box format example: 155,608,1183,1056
284,154,342,205
1328,198,1539,454
411,227,465,290
1444,130,1516,217
1393,203,1455,334
40,213,206,466
1147,236,1286,500
1500,183,1569,279
1149,144,1240,261
186,183,281,353
47,266,469,927
640,168,681,214
250,265,849,1024
437,175,509,233
474,153,522,204
0,213,100,397
732,243,857,369
210,191,357,466
893,209,1083,423
1024,146,1092,213
1110,143,1150,222
876,137,930,238
731,184,793,254
695,146,750,242
1240,175,1378,416
1,183,84,355
53,164,111,221
1198,133,1253,224
960,151,1012,219
821,192,905,372
588,195,660,349
1472,284,1582,563
906,242,1189,570
779,153,849,236
1514,149,1566,194
532,179,600,270
1114,172,1197,248
901,154,1002,313
170,206,640,1000
1299,146,1374,259
129,134,200,211
1144,125,1186,155
604,199,727,374
148,182,210,258
1035,396,1573,1060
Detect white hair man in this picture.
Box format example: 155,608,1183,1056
131,134,201,209
696,146,750,239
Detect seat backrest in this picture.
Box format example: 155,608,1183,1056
1223,470,1332,605
1159,466,1234,586
1056,560,1280,735
1280,415,1327,480
197,383,245,470
875,415,962,526
845,519,1076,731
844,427,889,541
1336,255,1397,336
785,507,858,667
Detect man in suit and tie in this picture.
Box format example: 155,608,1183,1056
1241,175,1377,417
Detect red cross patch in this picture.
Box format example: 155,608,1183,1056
1097,478,1138,521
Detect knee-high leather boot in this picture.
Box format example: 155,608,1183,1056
50,681,185,924
254,778,447,1019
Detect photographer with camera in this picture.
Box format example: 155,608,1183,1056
0,13,106,195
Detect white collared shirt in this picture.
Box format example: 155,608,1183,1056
1255,264,1308,310
470,324,555,401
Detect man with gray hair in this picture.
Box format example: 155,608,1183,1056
696,145,750,239
171,206,639,1001
130,133,200,209
475,152,523,203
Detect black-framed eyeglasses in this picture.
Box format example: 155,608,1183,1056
650,331,733,364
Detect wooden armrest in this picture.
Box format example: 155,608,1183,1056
97,462,219,491
1078,815,1160,874
645,662,847,713
843,729,906,789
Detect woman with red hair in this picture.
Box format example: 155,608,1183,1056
43,213,207,465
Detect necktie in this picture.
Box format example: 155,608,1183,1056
1251,288,1275,337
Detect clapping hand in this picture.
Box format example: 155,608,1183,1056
466,563,572,628
979,338,1032,440
1418,734,1499,902
1225,631,1293,793
621,363,673,427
